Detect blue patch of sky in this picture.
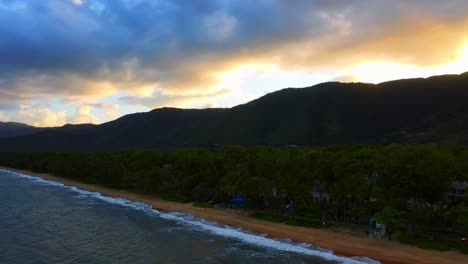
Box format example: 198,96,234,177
0,0,26,11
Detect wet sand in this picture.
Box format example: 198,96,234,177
2,166,467,264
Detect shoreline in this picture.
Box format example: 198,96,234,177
1,167,467,264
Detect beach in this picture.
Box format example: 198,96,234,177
2,166,467,264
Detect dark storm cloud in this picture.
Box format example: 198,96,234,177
0,0,348,99
0,0,467,120
0,0,343,79
1,0,466,78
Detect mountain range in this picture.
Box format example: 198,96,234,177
1,72,467,151
0,122,45,138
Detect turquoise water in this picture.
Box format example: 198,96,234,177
0,170,377,264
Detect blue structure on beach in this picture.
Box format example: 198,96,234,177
231,197,246,203
230,197,246,209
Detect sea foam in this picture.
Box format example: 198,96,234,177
0,169,380,264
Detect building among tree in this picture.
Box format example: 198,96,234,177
446,181,467,203
369,217,387,238
310,180,330,204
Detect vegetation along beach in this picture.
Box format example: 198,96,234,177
1,144,467,264
1,1,468,263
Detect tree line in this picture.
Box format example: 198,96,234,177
0,144,467,243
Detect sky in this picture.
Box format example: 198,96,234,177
0,0,467,127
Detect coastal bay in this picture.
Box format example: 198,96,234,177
2,167,466,264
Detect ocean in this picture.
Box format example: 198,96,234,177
0,169,377,264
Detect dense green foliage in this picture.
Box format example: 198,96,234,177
1,72,468,151
374,207,407,240
397,232,468,253
0,144,467,252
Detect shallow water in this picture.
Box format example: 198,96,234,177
0,170,377,264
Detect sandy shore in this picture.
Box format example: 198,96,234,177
1,167,467,264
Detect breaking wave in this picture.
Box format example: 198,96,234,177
0,169,380,264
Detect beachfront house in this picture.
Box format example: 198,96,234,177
446,181,467,203
369,217,387,238
310,180,330,204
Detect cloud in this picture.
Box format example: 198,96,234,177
90,102,120,109
103,111,121,120
120,88,231,109
0,101,20,111
66,105,99,124
71,0,83,5
203,11,237,41
0,0,467,125
12,106,67,127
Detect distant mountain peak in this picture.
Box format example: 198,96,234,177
0,122,44,138
0,71,467,150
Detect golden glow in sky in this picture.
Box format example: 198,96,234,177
348,44,468,84
0,1,467,126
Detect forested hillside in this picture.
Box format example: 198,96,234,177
0,72,467,150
